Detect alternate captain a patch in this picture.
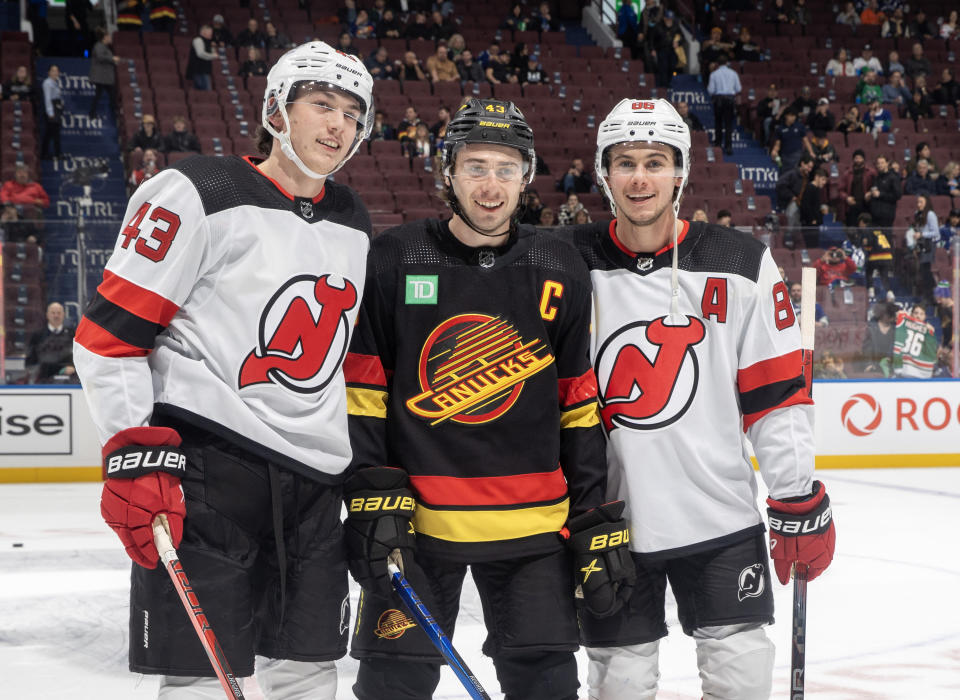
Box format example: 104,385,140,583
405,314,555,425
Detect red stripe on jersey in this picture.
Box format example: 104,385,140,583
75,317,151,358
242,156,326,202
742,389,812,431
98,270,179,327
608,219,690,256
737,350,804,393
558,369,599,407
409,466,568,507
343,352,388,387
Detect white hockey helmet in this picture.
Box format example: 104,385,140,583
262,41,374,178
594,98,691,215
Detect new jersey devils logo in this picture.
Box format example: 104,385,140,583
737,563,766,601
238,274,358,393
595,316,705,431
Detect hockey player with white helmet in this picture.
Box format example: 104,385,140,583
74,42,374,698
342,98,634,700
562,98,837,699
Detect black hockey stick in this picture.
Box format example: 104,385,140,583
153,515,246,699
387,551,491,700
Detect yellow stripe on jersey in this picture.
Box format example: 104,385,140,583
413,498,570,542
561,402,600,429
347,387,388,418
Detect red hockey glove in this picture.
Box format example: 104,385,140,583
100,427,186,569
563,501,637,618
766,480,835,585
343,466,419,598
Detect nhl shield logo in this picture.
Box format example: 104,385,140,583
636,256,654,272
300,200,314,219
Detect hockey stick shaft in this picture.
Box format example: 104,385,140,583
387,556,491,700
799,267,816,398
791,564,809,699
153,515,246,700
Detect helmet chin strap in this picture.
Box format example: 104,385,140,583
268,101,356,180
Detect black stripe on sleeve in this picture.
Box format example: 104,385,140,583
84,293,166,350
739,375,805,416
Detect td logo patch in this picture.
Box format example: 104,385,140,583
406,275,438,304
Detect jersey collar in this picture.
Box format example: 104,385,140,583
242,155,326,203
603,219,692,274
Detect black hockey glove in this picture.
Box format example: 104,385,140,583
343,466,418,598
564,500,636,618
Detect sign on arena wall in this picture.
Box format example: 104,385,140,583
1,381,958,481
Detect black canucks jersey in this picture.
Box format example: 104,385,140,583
345,219,607,562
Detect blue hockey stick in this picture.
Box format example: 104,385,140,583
387,553,491,700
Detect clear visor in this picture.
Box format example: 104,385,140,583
603,142,684,179
447,142,532,180
280,81,369,131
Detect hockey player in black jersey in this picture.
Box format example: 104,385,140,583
74,43,374,698
343,98,635,700
562,98,837,699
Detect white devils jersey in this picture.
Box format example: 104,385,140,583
564,220,815,558
75,156,370,479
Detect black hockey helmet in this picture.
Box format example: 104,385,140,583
441,98,537,184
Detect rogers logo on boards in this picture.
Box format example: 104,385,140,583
840,393,882,436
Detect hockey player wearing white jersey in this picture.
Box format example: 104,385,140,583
74,43,374,699
562,99,837,699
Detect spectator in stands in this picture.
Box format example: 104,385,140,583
337,0,357,26
457,50,485,83
935,281,954,349
859,0,884,26
907,194,940,299
855,69,884,104
403,122,435,158
715,209,733,227
509,43,531,74
163,116,201,153
835,2,861,28
863,98,892,133
364,46,395,80
186,24,216,90
800,168,830,233
907,9,935,39
446,34,466,61
886,50,905,77
905,89,934,131
41,64,63,160
676,101,703,132
429,105,451,143
368,0,387,24
350,10,375,39
617,0,641,60
860,302,898,376
336,32,360,57
65,0,92,55
815,246,856,291
426,45,459,83
561,157,594,195
825,48,855,77
369,110,395,141
776,154,815,229
757,83,785,145
520,188,543,225
1,164,50,215
933,68,960,114
426,10,454,42
27,302,77,384
882,71,911,110
0,203,36,243
533,2,561,32
691,208,708,223
539,207,556,226
503,3,529,32
866,155,902,230
398,51,426,81
698,26,733,79
806,98,836,134
787,85,816,120
210,14,232,49
814,351,846,379
129,147,161,190
404,11,432,41
840,149,876,225
649,10,682,87
88,29,118,120
904,43,932,81
912,142,940,176
128,114,163,154
881,7,907,38
558,193,586,225
397,106,422,142
857,212,894,299
837,104,868,136
771,109,806,171
853,45,883,76
790,0,811,26
673,33,688,74
3,66,36,105
377,8,402,39
941,9,959,40
766,0,791,26
707,54,740,156
264,22,293,56
805,131,838,169
937,163,960,198
478,42,500,70
238,47,268,89
520,53,545,86
235,18,267,58
486,51,518,85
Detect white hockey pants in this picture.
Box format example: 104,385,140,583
158,658,337,699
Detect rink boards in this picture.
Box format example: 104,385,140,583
0,380,959,481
